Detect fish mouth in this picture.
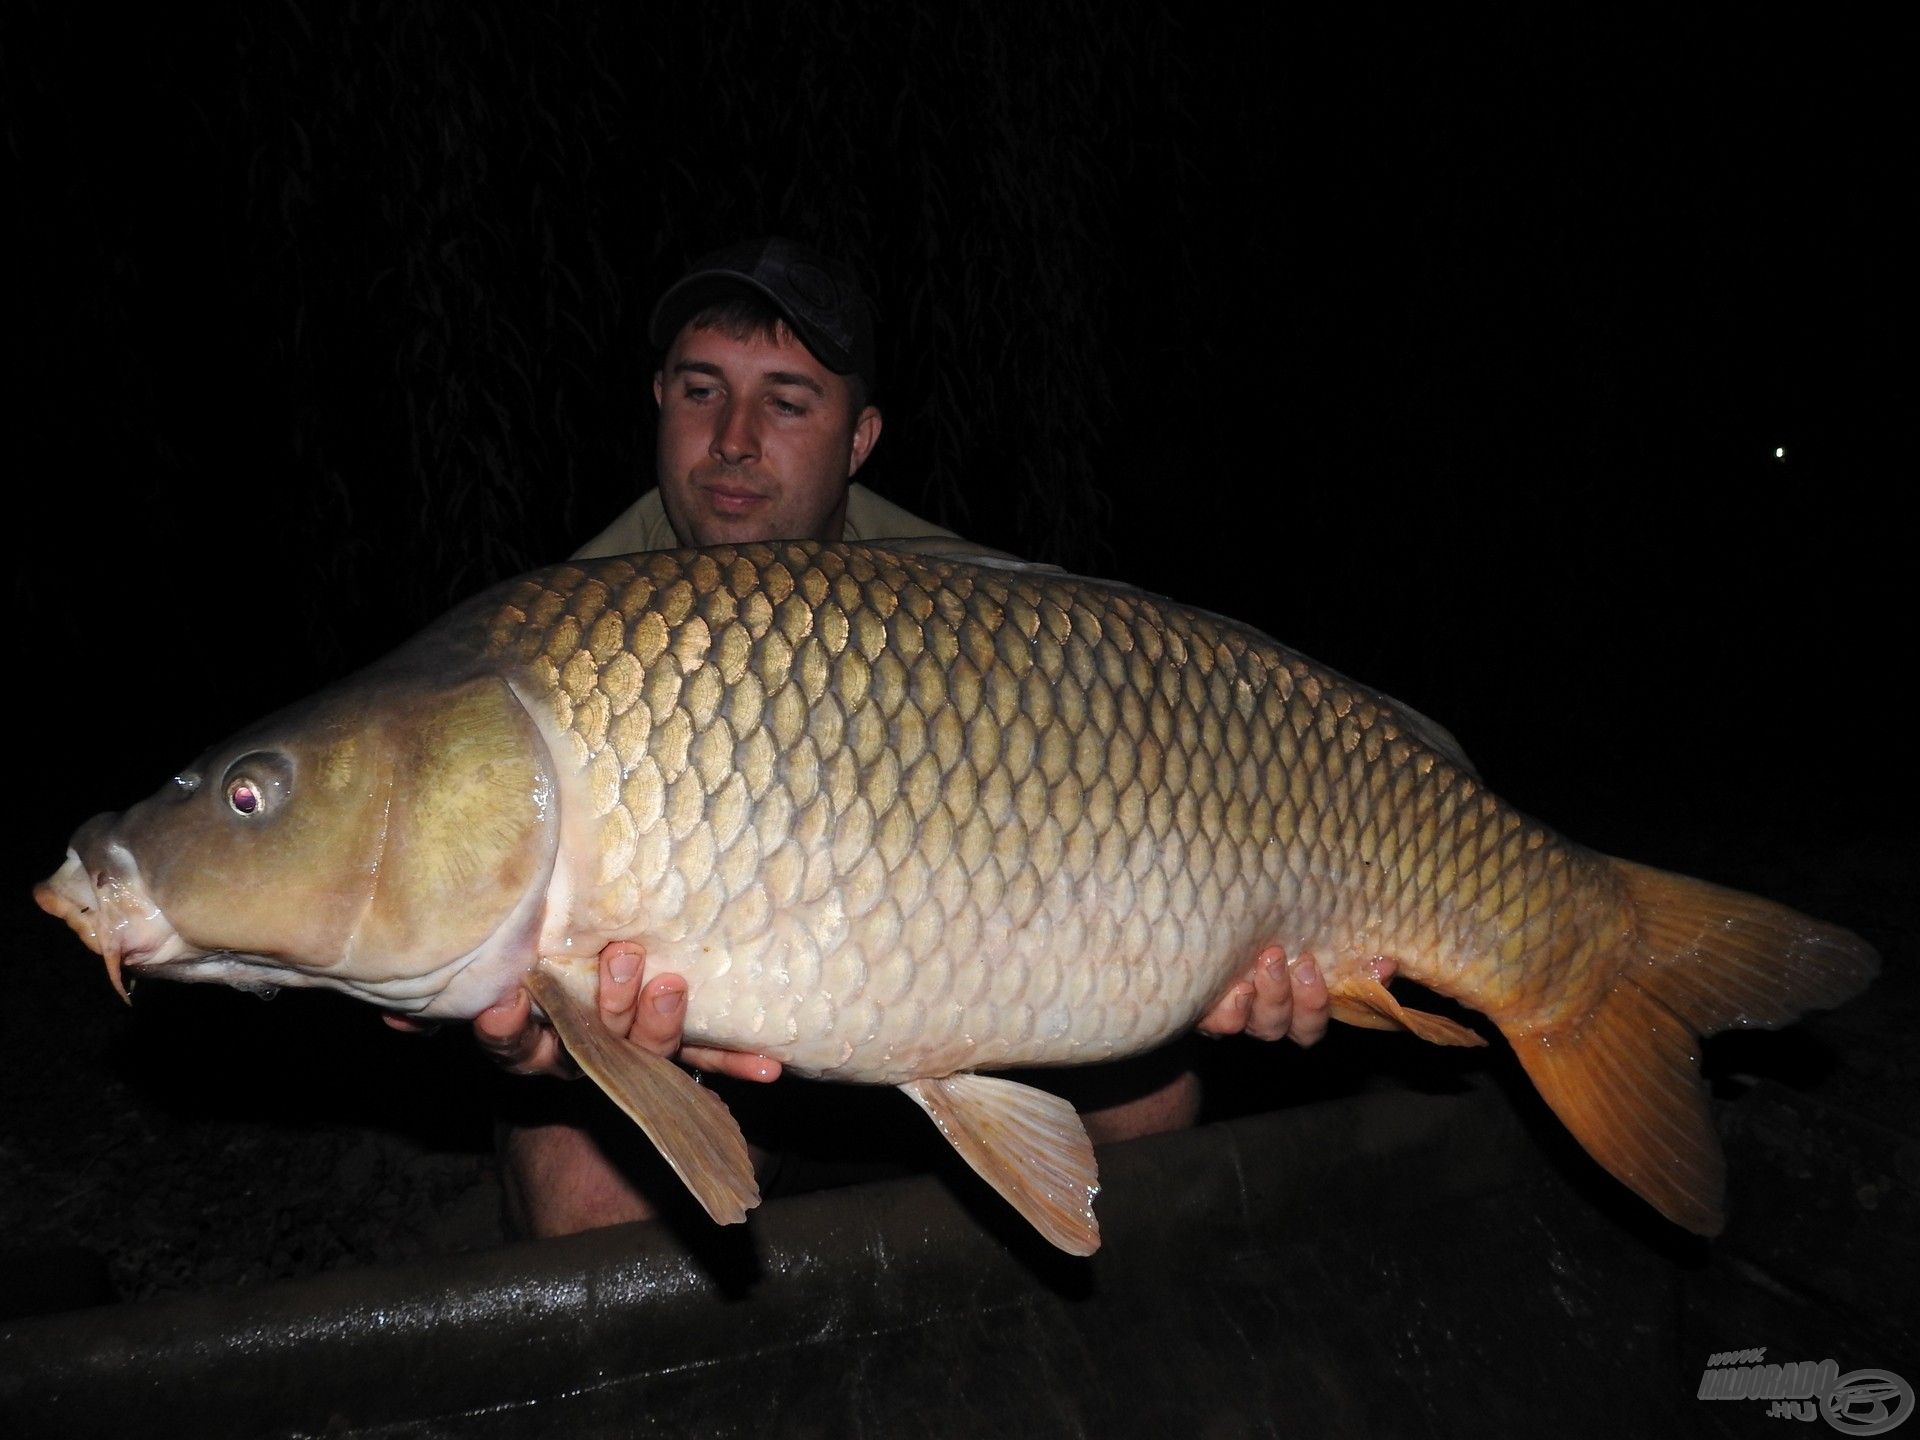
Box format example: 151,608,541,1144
36,819,177,1005
34,863,135,1003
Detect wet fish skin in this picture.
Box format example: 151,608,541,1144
34,540,1879,1253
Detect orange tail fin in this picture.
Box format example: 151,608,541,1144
1502,858,1878,1235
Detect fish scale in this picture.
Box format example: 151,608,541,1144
478,544,1497,1082
35,538,1878,1253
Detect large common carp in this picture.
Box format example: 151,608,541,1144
34,539,1877,1254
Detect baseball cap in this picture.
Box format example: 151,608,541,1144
648,237,878,397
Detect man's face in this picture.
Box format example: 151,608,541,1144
653,321,882,547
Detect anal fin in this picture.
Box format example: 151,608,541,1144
1327,993,1401,1031
524,964,759,1225
900,1073,1101,1256
1330,974,1487,1047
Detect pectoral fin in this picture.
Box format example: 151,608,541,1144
1329,975,1486,1047
524,965,759,1225
900,1073,1102,1256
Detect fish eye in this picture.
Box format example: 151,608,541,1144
219,752,293,819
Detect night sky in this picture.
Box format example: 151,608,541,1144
7,4,1901,865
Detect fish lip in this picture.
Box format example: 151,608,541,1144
38,833,174,1005
33,869,136,1004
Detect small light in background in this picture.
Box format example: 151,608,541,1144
1773,446,1787,462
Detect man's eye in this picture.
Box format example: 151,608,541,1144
771,397,806,417
682,382,718,402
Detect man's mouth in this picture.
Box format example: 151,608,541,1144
699,483,770,516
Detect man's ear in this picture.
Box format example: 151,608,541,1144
652,371,665,409
848,405,883,476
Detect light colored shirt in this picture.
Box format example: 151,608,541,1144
570,483,959,561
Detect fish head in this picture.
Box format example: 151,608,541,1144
35,671,558,1007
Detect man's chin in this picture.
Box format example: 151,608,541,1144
685,513,783,548
669,491,772,547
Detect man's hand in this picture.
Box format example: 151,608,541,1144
383,942,783,1084
1195,944,1337,1047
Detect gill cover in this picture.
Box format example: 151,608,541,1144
125,673,556,982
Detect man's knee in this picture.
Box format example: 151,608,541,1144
1078,1067,1202,1145
496,1120,659,1239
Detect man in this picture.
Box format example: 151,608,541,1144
448,237,1332,1236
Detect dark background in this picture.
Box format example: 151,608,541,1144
7,3,1901,845
1,0,1906,1317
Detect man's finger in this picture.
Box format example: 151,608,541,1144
681,1046,783,1083
473,989,577,1077
625,976,687,1059
1243,946,1296,1041
502,1027,577,1077
1194,982,1253,1037
598,941,645,1038
473,988,533,1049
1284,953,1330,1048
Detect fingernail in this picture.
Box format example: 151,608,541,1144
609,948,639,984
1264,951,1286,979
1295,958,1321,987
652,984,684,1016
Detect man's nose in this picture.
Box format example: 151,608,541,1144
711,399,759,464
